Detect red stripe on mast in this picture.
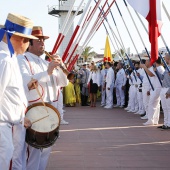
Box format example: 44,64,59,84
62,25,80,62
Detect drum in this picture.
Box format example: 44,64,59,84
25,102,60,149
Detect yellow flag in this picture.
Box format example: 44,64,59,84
104,35,112,62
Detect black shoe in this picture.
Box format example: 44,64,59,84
82,104,89,106
140,113,146,117
157,125,163,129
162,126,170,130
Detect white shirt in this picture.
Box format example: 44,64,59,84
87,71,101,86
17,52,68,104
115,68,126,86
140,68,150,88
135,68,143,85
149,66,165,89
100,69,108,86
106,67,115,88
0,41,27,124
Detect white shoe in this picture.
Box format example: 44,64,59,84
101,104,105,107
134,111,140,114
127,109,135,112
113,105,120,107
104,106,113,109
119,105,124,108
63,110,66,113
141,116,148,120
139,111,145,115
124,107,130,110
132,109,138,113
143,121,154,126
60,119,69,125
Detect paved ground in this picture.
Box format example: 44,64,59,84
47,103,170,170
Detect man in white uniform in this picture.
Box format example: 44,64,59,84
139,58,151,119
114,62,127,107
0,13,37,170
100,62,108,107
141,58,165,125
17,26,68,170
157,54,170,129
104,62,115,109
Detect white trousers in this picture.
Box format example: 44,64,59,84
0,123,14,170
57,90,64,121
147,88,161,124
115,85,125,106
137,89,144,112
160,88,170,126
12,124,27,170
101,85,106,105
142,86,150,116
128,85,137,110
26,146,52,170
106,86,114,107
127,85,133,108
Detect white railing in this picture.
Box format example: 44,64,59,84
48,5,83,13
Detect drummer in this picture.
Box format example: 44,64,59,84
15,26,68,170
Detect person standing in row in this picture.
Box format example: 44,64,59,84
139,58,151,120
16,26,68,170
156,53,170,129
100,62,108,107
114,62,127,108
87,63,101,107
141,58,165,125
0,13,37,170
78,63,90,106
104,62,115,109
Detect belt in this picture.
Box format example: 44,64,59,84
0,121,14,128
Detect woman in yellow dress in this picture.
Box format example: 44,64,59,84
63,78,76,107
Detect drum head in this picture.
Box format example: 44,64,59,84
26,103,60,133
25,103,61,148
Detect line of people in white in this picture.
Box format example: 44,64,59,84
98,54,170,129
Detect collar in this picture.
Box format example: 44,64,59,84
0,41,13,56
26,52,42,61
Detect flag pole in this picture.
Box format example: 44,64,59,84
67,0,103,68
61,0,84,61
67,0,91,63
67,4,92,64
95,0,137,81
162,2,170,22
52,0,76,54
67,0,102,64
68,0,116,69
123,0,159,88
135,10,170,72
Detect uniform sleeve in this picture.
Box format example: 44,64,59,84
53,68,69,87
97,71,101,86
0,60,11,101
123,70,127,86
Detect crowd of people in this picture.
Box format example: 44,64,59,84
63,54,170,131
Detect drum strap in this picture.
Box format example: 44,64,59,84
24,55,59,102
24,55,34,75
24,55,45,103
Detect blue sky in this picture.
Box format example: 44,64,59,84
0,0,170,55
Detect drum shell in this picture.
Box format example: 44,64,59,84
26,126,59,149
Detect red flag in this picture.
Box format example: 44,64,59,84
127,0,163,65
